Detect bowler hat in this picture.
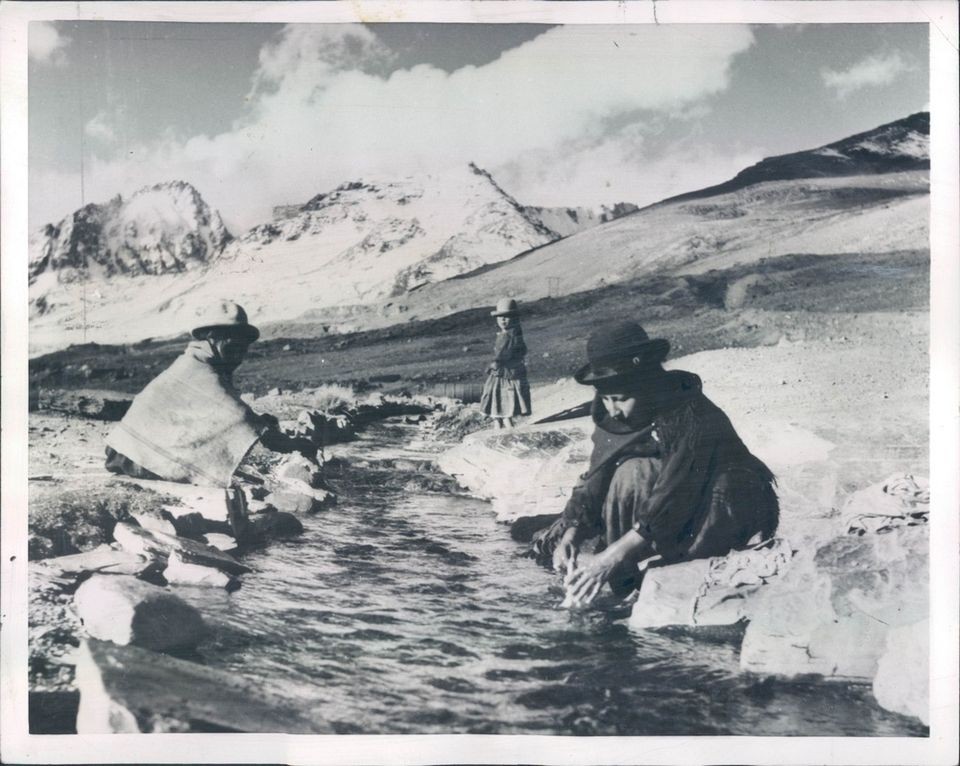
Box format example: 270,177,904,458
191,299,260,342
574,321,669,387
491,298,520,317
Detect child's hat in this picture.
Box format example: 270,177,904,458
491,298,520,317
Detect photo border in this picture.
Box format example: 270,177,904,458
2,2,957,764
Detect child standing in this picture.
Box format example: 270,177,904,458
480,298,532,429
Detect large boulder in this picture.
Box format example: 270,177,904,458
74,639,332,733
73,574,207,652
437,425,591,521
873,620,929,725
740,522,927,681
629,539,793,631
113,521,251,576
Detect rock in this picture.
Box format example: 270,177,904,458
113,522,251,576
873,620,929,725
74,639,332,733
163,552,240,591
247,511,304,541
274,453,324,489
246,498,277,515
166,511,231,541
160,493,229,524
265,482,335,514
437,425,591,520
841,473,929,536
32,544,155,588
740,524,927,681
131,511,177,537
74,575,207,651
36,388,133,420
202,533,239,553
629,540,793,631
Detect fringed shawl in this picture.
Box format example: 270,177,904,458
105,341,265,487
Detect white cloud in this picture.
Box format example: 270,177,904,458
821,51,912,99
85,111,116,144
29,22,70,65
33,24,755,231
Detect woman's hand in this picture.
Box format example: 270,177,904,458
563,547,622,607
551,526,580,575
562,529,650,607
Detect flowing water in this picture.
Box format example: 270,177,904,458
188,422,926,736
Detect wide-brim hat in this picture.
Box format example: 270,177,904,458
491,298,520,317
574,321,669,388
191,299,260,342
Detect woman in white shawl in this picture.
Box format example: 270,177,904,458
105,300,313,488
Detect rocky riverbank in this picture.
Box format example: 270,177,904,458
27,385,437,734
437,317,930,728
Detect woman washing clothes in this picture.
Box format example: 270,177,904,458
479,298,532,430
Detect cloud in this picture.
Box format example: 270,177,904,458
821,51,912,99
29,21,70,65
85,111,117,144
33,24,755,230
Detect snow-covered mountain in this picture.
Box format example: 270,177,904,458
29,181,232,289
27,164,634,352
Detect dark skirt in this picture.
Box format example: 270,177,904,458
479,371,532,418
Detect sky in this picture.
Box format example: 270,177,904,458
28,21,929,232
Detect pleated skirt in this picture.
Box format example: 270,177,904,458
480,372,532,418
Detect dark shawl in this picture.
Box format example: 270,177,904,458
559,370,775,560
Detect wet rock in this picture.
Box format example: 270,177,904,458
74,575,207,651
74,639,332,734
36,388,133,420
873,620,929,725
265,482,335,514
113,521,251,576
739,524,927,681
629,540,793,631
274,453,324,489
164,552,241,591
437,425,591,520
248,511,305,540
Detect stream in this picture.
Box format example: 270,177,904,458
185,420,925,736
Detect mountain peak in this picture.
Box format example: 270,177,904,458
29,181,233,285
